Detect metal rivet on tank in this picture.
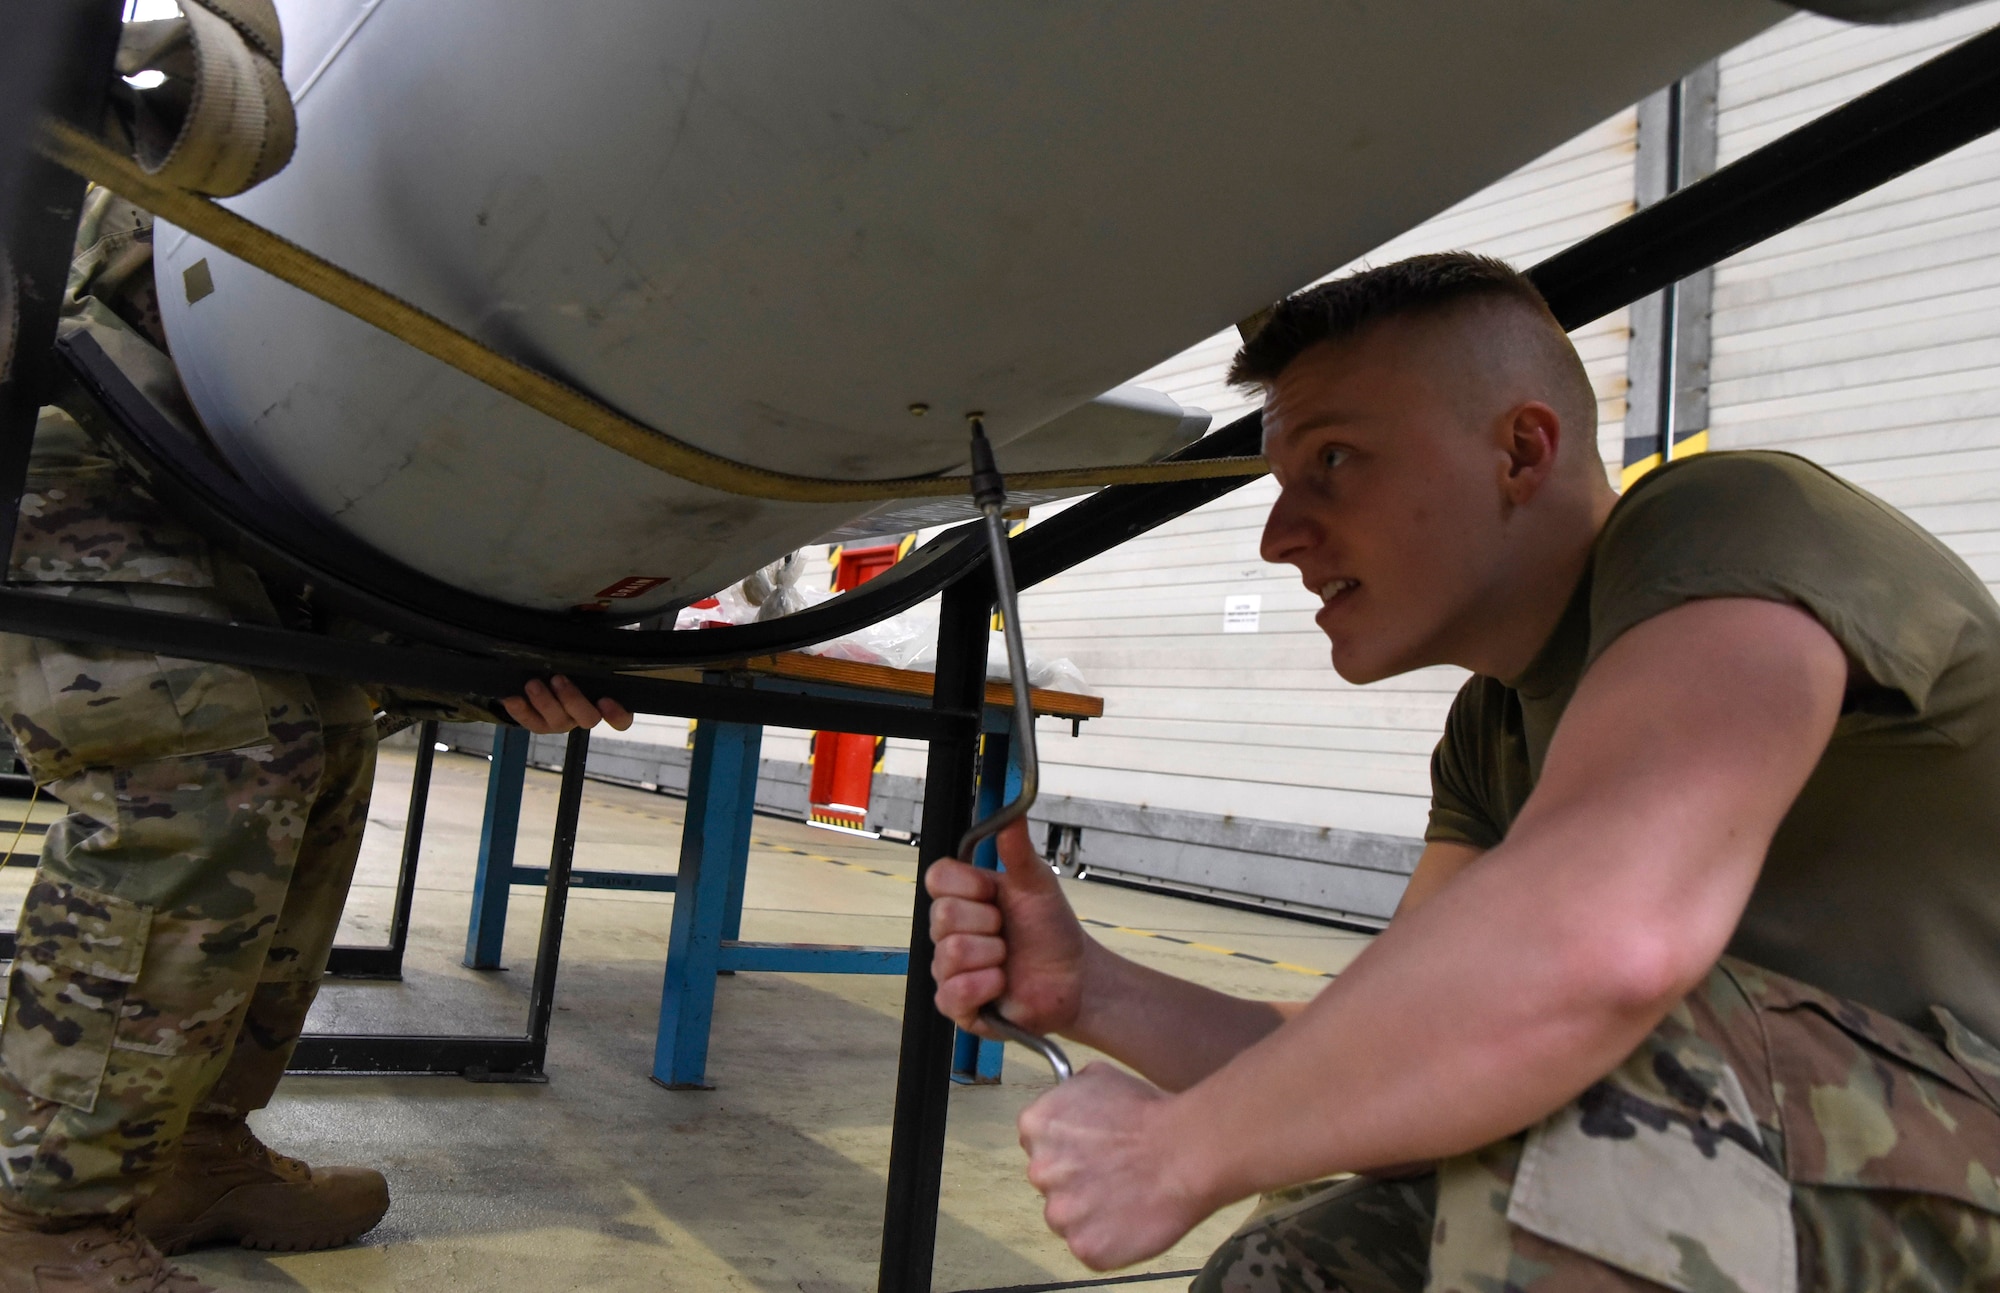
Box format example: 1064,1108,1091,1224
906,403,929,416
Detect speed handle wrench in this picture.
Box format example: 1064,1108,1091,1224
961,414,1073,1084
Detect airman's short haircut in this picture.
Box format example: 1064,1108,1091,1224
1227,252,1569,390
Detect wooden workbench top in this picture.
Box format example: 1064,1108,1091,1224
630,650,1103,720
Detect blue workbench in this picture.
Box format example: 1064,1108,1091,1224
456,665,1050,1089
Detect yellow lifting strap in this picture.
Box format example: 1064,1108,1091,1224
37,120,1269,505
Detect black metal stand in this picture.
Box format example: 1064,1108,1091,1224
879,575,992,1293
324,718,437,980
288,728,590,1081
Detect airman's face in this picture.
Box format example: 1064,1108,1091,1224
1258,320,1517,684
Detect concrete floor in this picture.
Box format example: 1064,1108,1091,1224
0,742,1373,1292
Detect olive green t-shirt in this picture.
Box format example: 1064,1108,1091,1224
1426,450,2000,1041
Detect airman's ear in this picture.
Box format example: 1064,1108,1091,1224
1499,401,1562,504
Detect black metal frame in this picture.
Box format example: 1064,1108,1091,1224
1,16,1996,1293
881,574,994,1292
321,718,438,980
290,726,589,1080
0,575,979,743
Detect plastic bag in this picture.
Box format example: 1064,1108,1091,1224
675,551,827,628
672,580,758,629
808,603,938,671
806,611,1095,696
744,551,828,621
680,550,1095,697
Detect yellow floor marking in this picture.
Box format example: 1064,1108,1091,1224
551,798,1330,978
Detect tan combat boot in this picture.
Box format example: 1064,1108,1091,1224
0,1195,214,1293
134,1116,389,1255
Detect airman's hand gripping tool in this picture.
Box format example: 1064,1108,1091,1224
960,416,1074,1083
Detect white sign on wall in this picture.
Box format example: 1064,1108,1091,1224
1222,594,1262,634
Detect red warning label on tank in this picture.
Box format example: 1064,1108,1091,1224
594,576,670,599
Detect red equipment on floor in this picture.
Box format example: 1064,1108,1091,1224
807,541,905,831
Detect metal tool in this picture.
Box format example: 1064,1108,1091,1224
961,415,1074,1083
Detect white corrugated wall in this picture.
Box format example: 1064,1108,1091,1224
1707,3,2000,594
1015,109,1642,840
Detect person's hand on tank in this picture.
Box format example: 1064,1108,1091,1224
927,819,1090,1037
500,675,635,734
1017,1063,1206,1270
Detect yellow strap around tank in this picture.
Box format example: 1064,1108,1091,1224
38,120,1268,504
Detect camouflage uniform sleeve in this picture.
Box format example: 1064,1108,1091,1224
1456,958,2000,1293
10,409,217,588
10,189,219,590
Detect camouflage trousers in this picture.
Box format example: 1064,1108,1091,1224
0,581,376,1218
1196,957,2000,1293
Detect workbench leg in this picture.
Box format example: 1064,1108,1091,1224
653,719,763,1088
879,576,990,1293
464,725,530,970
720,762,755,944
951,732,1015,1086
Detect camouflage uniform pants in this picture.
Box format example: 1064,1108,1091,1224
0,581,375,1218
1196,957,2000,1293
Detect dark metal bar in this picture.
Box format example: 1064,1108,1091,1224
1010,410,1263,593
286,1034,543,1078
325,718,436,980
0,1,123,573
0,0,71,245
387,720,436,965
879,573,993,1293
1531,22,2000,330
523,728,588,1058
317,945,402,979
0,585,977,742
510,865,675,894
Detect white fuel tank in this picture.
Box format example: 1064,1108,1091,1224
156,0,1786,614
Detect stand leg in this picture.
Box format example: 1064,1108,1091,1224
653,719,763,1088
878,575,990,1293
385,719,437,975
522,729,588,1069
464,725,530,969
721,746,755,943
